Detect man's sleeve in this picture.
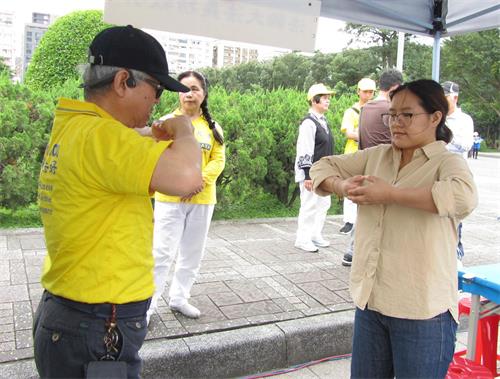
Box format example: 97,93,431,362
296,118,316,180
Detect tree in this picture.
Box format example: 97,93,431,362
24,10,111,91
441,30,500,146
0,57,12,78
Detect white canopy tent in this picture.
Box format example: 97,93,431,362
103,0,500,81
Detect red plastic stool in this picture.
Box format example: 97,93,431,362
446,356,493,379
456,296,500,376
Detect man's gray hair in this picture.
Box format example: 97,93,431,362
80,64,151,99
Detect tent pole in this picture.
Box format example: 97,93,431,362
432,31,441,81
396,32,405,72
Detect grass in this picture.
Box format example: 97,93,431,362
0,195,342,228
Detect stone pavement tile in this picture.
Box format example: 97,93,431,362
184,317,249,334
268,262,310,275
28,283,43,306
220,300,282,319
0,341,15,353
297,294,323,309
0,324,13,333
245,250,282,264
296,283,346,306
13,301,33,330
258,285,287,299
197,271,241,283
0,317,12,326
247,313,279,324
200,259,236,270
0,305,12,319
146,317,187,340
274,311,305,321
23,255,45,266
0,347,34,363
19,236,45,250
273,297,302,312
190,281,231,296
9,259,27,285
271,276,307,296
328,303,355,313
0,236,6,248
0,284,29,302
321,279,349,291
284,270,335,284
0,332,14,343
335,290,352,302
234,264,277,278
0,264,9,282
6,237,20,250
175,295,226,325
15,329,32,349
261,277,296,297
25,265,42,284
0,248,22,260
302,307,331,316
208,292,243,307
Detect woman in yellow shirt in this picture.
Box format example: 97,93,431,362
148,71,225,321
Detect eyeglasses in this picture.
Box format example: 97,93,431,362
142,78,165,99
381,112,431,127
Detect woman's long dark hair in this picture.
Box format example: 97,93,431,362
389,79,452,143
177,70,224,145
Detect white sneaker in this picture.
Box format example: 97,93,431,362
312,237,330,248
170,303,201,319
294,241,319,252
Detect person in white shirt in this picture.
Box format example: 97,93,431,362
443,81,474,159
442,80,474,263
294,84,334,252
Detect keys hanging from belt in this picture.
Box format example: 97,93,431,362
100,304,121,361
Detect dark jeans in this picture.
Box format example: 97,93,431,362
351,307,457,379
33,291,149,379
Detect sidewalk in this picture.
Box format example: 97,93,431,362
0,156,499,378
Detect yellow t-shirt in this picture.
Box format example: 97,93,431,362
155,110,225,204
38,98,171,304
340,103,360,154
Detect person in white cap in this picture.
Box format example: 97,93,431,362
338,78,376,238
294,83,334,252
442,80,474,263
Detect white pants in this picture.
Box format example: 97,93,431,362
343,197,357,224
296,181,331,244
149,201,214,315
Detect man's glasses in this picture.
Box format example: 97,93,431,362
381,112,430,127
141,78,165,99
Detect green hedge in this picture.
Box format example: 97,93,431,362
0,78,354,219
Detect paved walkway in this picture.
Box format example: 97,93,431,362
0,155,498,378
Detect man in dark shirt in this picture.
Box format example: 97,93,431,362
342,69,402,266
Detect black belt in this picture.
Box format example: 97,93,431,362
45,291,151,319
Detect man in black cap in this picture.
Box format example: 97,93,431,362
34,25,202,378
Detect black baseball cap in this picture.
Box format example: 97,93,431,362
88,25,189,93
442,81,460,95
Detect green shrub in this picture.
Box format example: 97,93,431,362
24,10,111,91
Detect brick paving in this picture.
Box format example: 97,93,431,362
0,156,499,365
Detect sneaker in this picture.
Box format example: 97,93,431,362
342,253,352,266
312,237,330,248
339,222,353,234
294,241,319,253
170,303,201,319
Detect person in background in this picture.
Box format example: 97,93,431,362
342,69,402,267
442,80,474,264
339,78,376,236
147,70,225,321
311,79,477,378
294,83,334,253
471,131,483,159
34,25,202,378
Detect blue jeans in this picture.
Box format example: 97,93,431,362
351,307,457,379
33,291,149,379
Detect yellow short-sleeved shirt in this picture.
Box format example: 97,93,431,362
340,104,360,154
38,98,171,304
155,110,225,204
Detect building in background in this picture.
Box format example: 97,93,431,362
0,11,16,73
212,42,259,68
22,12,56,80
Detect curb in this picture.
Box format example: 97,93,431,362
0,310,354,379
